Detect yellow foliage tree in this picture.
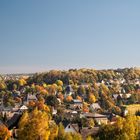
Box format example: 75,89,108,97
0,82,6,90
89,94,96,104
56,80,63,87
49,121,58,140
19,78,27,86
18,109,50,140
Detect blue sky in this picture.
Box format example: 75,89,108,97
0,0,140,74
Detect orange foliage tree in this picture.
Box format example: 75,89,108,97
0,125,10,140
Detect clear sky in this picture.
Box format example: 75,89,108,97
0,0,140,74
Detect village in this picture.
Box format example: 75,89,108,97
0,68,140,139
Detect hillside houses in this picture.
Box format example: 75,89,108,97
0,68,140,139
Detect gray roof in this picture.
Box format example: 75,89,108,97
83,113,107,118
72,99,82,104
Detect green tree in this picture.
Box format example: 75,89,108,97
45,95,59,108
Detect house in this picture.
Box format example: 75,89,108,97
58,119,80,133
24,94,38,104
69,99,83,110
95,116,108,125
81,113,108,125
112,94,123,100
0,106,13,119
17,105,28,114
90,103,101,112
11,105,28,115
62,109,79,120
125,93,132,99
65,85,74,97
52,107,57,115
65,123,79,133
19,105,28,110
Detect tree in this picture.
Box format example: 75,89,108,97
58,93,64,102
0,125,10,140
13,84,17,90
64,133,73,140
87,119,95,128
89,94,96,104
66,95,73,102
86,136,94,140
57,123,65,140
77,86,86,96
45,95,59,107
100,83,109,94
18,78,27,86
49,121,58,140
71,133,82,140
56,80,63,87
97,116,140,140
76,96,82,101
18,109,50,140
83,102,89,113
0,82,6,90
135,110,140,116
47,85,56,95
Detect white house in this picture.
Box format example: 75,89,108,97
90,103,101,111
65,123,79,133
20,105,28,110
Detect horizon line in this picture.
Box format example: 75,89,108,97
0,66,140,75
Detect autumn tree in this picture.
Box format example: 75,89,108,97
97,116,140,140
66,95,73,102
49,121,58,140
76,95,82,101
64,133,73,140
70,133,82,140
88,94,96,104
56,123,65,140
87,118,95,128
47,85,57,95
57,93,64,102
0,125,10,140
86,136,93,140
56,80,63,87
18,109,50,140
18,78,27,87
0,82,6,91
